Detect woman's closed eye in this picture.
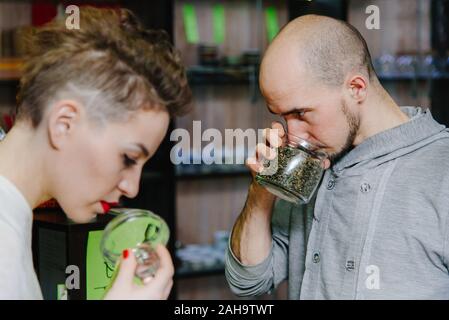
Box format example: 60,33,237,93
123,154,137,168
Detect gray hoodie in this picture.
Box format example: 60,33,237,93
225,107,449,299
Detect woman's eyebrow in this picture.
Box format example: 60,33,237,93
133,143,149,157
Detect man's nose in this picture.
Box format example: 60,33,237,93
118,169,142,199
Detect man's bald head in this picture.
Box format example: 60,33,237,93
261,15,376,87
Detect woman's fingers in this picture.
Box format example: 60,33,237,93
162,279,173,299
153,244,175,278
141,245,174,298
105,245,174,300
112,249,137,289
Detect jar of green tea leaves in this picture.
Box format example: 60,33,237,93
255,133,327,205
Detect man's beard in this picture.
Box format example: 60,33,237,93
328,101,360,165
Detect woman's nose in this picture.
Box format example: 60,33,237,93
118,170,141,199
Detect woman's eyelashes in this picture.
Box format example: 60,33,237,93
122,154,137,168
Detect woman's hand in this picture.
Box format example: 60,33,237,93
104,244,174,300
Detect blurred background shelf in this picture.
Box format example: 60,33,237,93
175,165,250,180
176,266,225,279
187,65,257,85
0,58,23,81
175,240,227,279
378,72,449,81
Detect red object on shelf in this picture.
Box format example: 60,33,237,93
37,198,60,209
62,1,121,9
3,115,14,131
32,1,122,27
31,2,57,26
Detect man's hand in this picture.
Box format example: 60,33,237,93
246,121,285,176
229,122,286,264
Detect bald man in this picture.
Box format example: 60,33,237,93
225,15,449,299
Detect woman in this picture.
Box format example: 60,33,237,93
0,7,191,299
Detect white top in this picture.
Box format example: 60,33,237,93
0,175,43,299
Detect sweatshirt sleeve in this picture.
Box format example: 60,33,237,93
444,208,449,272
0,221,25,299
225,199,292,297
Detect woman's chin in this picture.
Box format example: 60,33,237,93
65,209,97,224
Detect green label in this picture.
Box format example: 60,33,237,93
212,4,225,44
86,230,114,300
183,3,200,44
265,7,280,43
57,284,67,300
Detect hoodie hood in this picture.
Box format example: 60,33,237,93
331,107,449,176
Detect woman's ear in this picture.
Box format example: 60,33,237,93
47,100,83,150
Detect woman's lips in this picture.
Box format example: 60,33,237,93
100,201,119,214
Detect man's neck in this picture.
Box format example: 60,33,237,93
354,92,410,146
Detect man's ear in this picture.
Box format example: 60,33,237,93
345,74,368,104
47,100,83,150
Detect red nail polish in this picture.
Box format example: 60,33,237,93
123,249,129,259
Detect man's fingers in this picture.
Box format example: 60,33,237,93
271,121,286,137
263,128,283,148
246,156,263,175
246,144,277,175
323,158,331,170
256,143,277,161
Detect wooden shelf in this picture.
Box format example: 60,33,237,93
187,65,258,85
176,166,251,180
0,58,23,81
378,72,449,81
176,266,225,279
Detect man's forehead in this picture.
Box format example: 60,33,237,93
260,62,311,95
260,74,311,108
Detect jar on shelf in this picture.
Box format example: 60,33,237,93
255,133,327,205
0,127,5,141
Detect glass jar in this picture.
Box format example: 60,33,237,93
100,208,170,280
255,133,327,205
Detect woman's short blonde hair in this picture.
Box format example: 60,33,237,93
16,6,192,127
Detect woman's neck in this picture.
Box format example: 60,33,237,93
0,124,50,209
